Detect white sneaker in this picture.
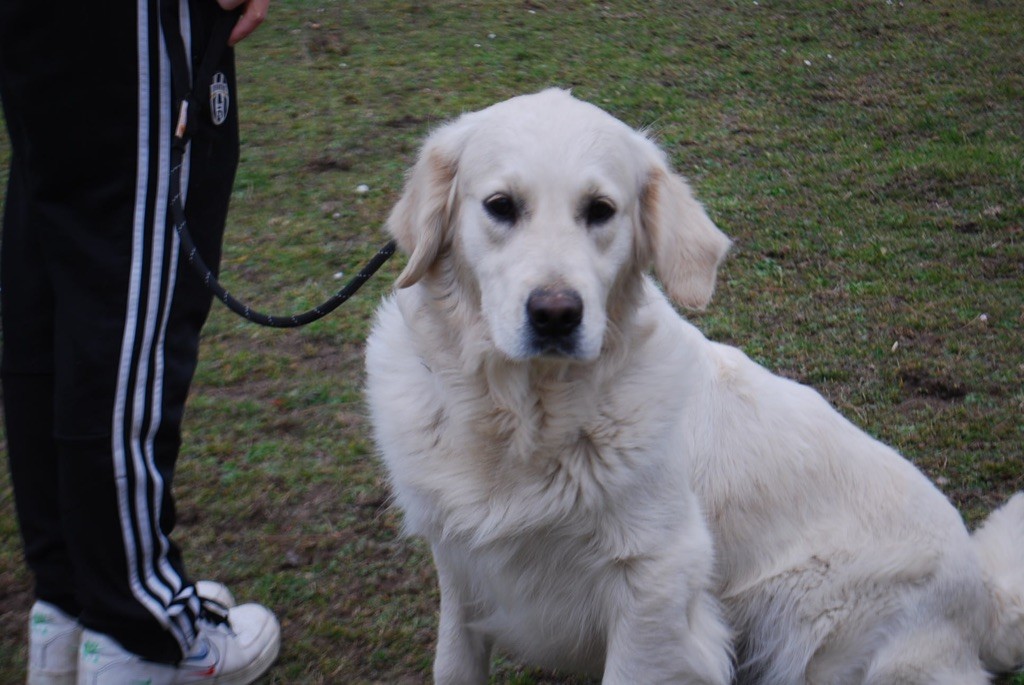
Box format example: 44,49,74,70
77,603,280,685
28,601,82,685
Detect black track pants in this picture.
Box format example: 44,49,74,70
1,0,239,663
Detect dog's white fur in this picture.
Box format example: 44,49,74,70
365,89,1024,684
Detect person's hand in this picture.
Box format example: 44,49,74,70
216,0,269,45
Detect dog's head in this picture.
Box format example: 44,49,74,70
388,88,730,362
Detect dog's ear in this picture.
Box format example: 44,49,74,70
638,158,731,310
388,122,466,288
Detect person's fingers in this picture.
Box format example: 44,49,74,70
216,0,246,10
228,0,269,45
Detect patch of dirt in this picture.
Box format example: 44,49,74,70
384,114,432,129
980,252,1024,281
896,366,967,402
305,155,354,173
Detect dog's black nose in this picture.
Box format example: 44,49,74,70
527,288,583,339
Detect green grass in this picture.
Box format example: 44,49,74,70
2,1,1023,682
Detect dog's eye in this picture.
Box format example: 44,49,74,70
585,197,616,226
483,194,518,224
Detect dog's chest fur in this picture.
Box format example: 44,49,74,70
415,349,689,545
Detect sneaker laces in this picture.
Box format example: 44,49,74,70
198,596,231,627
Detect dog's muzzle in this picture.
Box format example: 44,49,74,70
525,287,583,356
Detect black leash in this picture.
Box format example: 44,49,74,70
161,2,395,328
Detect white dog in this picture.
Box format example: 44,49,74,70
365,89,1024,684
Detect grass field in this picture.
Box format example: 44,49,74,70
1,1,1022,683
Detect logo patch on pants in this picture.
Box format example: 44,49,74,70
210,72,229,126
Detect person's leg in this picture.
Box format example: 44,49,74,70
0,0,80,625
0,37,86,684
69,3,280,676
44,0,240,663
0,0,231,665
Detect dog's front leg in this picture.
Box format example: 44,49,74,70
602,562,732,684
433,547,492,685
